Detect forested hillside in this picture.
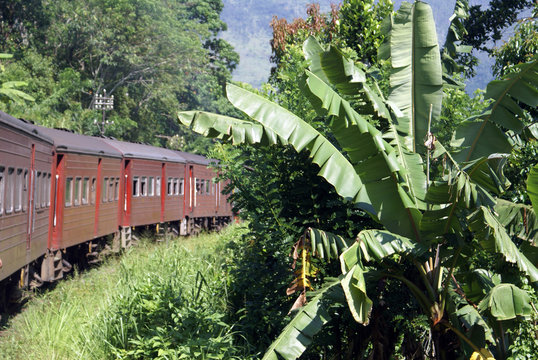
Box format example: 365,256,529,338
0,0,238,152
220,0,527,91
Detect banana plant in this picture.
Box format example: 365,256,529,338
178,1,538,358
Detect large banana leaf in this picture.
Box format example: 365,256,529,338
303,37,390,121
340,263,372,325
528,163,538,212
478,283,533,321
302,37,428,213
378,1,443,154
262,279,342,360
303,70,424,240
178,111,283,146
441,0,472,81
179,85,372,211
495,199,538,242
305,227,351,261
469,206,538,282
452,59,538,162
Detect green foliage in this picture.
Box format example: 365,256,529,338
179,1,538,358
0,53,35,104
459,0,535,76
492,4,538,77
337,0,393,65
0,228,253,359
0,0,237,153
96,230,247,359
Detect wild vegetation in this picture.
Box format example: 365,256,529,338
1,0,537,359
180,1,538,358
0,226,250,360
0,0,239,152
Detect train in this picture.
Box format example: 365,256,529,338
0,110,233,301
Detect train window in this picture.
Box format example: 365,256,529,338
173,178,179,195
46,174,51,207
179,178,184,195
141,177,147,196
167,177,173,195
114,178,119,201
133,177,139,197
15,169,23,212
0,166,4,215
65,177,73,207
206,179,211,195
156,177,161,196
148,177,155,196
74,177,81,206
5,168,14,214
22,169,28,212
90,178,96,205
82,177,89,205
108,178,114,202
35,172,41,210
102,178,109,202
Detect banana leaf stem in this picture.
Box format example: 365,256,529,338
414,260,437,302
440,320,481,354
441,247,462,312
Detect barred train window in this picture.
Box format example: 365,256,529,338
65,177,73,207
114,178,119,200
23,169,28,212
167,177,172,195
5,168,14,214
133,177,139,197
74,177,81,206
141,177,147,196
90,178,96,205
15,169,22,212
82,177,89,205
172,178,178,195
179,178,184,195
46,174,51,207
35,172,41,210
156,177,161,196
102,178,108,203
149,177,154,196
108,178,114,202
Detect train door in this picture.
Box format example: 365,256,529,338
122,160,131,225
93,158,102,236
51,154,65,250
160,163,165,223
189,165,194,212
26,144,36,251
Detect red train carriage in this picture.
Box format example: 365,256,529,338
36,127,123,280
176,151,231,233
0,112,54,284
100,139,187,241
1,110,234,303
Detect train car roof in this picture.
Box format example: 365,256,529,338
174,151,214,166
101,138,187,163
36,126,122,158
0,111,54,145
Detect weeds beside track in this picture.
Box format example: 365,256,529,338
0,224,250,359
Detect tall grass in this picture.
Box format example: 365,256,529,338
0,224,250,359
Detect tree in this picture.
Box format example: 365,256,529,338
458,0,535,76
179,1,538,358
0,0,237,153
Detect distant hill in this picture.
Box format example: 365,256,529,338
220,0,515,93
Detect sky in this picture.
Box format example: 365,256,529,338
220,0,520,93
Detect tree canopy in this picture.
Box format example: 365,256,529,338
0,0,238,152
